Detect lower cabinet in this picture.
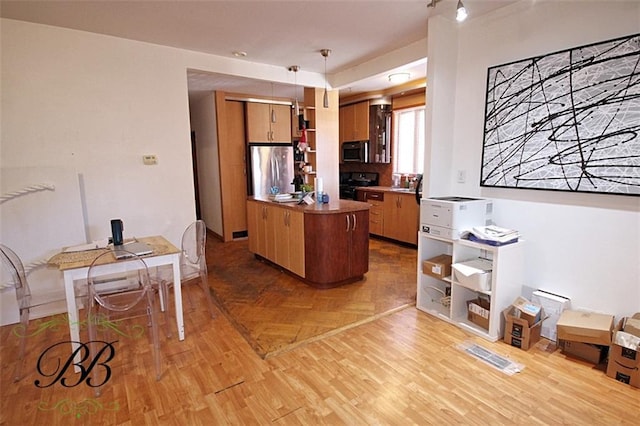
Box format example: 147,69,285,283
247,199,369,287
383,192,419,245
273,207,305,277
304,210,369,286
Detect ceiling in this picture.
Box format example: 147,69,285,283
0,0,517,101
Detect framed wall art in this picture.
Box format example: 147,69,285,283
480,33,640,196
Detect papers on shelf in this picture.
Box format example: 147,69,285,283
462,225,519,246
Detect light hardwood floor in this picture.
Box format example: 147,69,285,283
1,240,638,425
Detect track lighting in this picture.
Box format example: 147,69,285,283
456,0,467,22
427,0,467,22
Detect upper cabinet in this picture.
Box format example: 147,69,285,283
246,102,292,143
340,101,369,143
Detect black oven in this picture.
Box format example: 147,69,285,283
341,141,369,163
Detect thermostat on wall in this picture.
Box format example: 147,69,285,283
143,155,158,165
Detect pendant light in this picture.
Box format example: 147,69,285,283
320,49,331,108
288,65,300,117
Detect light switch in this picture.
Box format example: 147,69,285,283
143,155,158,165
457,169,466,183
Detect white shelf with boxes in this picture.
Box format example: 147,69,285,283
417,232,524,342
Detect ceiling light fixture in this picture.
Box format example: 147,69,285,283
232,51,247,57
320,49,331,109
288,65,301,117
388,73,411,84
426,0,467,22
456,0,468,22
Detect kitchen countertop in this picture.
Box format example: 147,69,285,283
249,196,370,214
356,186,417,194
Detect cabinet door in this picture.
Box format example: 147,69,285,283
223,101,248,238
247,201,273,258
353,101,370,141
245,102,271,142
273,207,290,267
270,104,292,143
383,194,419,245
246,200,260,254
287,210,305,277
304,213,350,284
349,210,370,276
395,194,419,245
264,205,277,262
383,195,401,240
340,105,354,142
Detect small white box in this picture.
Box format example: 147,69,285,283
532,290,571,341
452,258,493,291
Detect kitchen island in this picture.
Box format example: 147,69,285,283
247,197,370,288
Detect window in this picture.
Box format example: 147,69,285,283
393,106,425,175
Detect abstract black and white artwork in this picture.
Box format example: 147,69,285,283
481,34,640,196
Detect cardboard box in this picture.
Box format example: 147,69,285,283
556,310,614,346
503,306,543,350
531,290,571,341
422,254,452,280
452,258,492,291
606,316,640,388
511,296,543,326
559,340,608,364
467,298,490,330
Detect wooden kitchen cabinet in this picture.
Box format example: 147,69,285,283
339,101,369,143
383,192,419,245
246,200,277,262
248,198,369,288
304,210,369,285
245,102,292,143
273,207,305,277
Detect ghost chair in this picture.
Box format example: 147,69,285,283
161,220,215,323
0,243,71,382
86,249,162,397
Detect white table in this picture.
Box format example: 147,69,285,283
48,236,184,372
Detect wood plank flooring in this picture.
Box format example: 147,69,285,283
1,238,638,424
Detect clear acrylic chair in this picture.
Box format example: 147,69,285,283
86,249,162,396
0,243,68,382
161,220,215,320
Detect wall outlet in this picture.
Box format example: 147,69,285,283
143,155,158,165
457,169,466,183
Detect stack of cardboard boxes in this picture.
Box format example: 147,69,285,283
556,310,613,364
606,314,640,388
556,310,640,389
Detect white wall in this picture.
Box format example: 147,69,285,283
189,93,223,235
1,20,207,324
427,1,640,318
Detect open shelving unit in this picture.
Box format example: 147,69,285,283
417,232,524,342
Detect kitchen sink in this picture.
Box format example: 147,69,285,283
390,187,415,193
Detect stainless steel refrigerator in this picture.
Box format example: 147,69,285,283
248,144,295,196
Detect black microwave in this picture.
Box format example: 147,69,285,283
342,141,369,163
